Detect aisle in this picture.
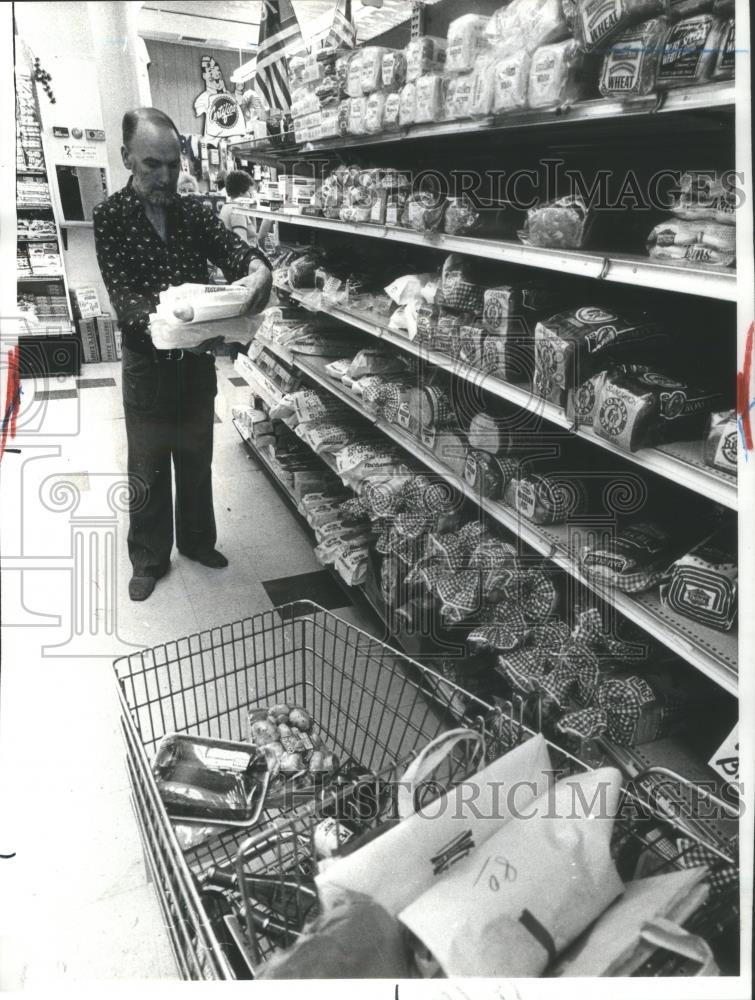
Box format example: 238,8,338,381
0,355,379,985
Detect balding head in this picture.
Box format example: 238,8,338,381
121,107,181,208
122,107,180,149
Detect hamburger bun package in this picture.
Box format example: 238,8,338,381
646,217,736,267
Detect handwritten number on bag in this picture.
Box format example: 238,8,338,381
473,855,517,891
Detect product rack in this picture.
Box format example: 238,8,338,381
282,287,738,510
227,81,734,159
252,208,737,301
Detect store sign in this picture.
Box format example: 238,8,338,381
708,724,739,787
52,126,70,138
85,129,105,141
193,54,246,140
61,144,98,163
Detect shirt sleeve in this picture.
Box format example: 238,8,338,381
92,202,153,338
194,91,209,118
193,201,270,282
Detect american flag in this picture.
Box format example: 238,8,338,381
325,0,356,49
254,0,303,113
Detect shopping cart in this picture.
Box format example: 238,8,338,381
114,601,740,980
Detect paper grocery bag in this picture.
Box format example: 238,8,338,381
399,767,625,977
316,730,552,916
554,867,710,977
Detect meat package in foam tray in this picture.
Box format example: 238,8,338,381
149,282,265,350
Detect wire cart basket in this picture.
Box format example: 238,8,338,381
114,601,740,980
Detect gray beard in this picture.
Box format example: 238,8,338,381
133,180,174,208
145,190,173,208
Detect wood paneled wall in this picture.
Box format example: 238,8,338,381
145,40,254,135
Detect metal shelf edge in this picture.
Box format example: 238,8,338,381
261,212,736,301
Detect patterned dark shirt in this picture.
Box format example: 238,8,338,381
93,179,269,354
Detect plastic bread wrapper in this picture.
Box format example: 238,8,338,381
468,51,498,116
656,13,727,90
599,17,670,100
574,0,667,52
711,15,735,81
580,521,679,594
446,14,492,75
528,38,596,110
150,310,265,352
399,767,625,977
492,49,532,113
519,195,595,250
703,409,737,472
660,523,738,631
486,0,569,56
647,217,736,267
405,36,447,82
414,73,445,124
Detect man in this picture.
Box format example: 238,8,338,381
93,107,272,602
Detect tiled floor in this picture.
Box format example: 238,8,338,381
0,355,380,984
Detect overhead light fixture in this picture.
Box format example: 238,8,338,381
361,1,384,7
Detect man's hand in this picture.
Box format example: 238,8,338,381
233,258,273,314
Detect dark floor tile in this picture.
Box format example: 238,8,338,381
76,377,117,389
262,570,352,619
228,376,248,387
33,389,78,401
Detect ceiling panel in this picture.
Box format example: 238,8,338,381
139,1,442,51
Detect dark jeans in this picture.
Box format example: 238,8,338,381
121,346,218,576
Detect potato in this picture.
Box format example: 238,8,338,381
279,752,304,774
277,723,292,739
308,751,327,772
267,703,290,723
321,752,338,774
288,708,313,732
248,708,269,726
250,720,279,746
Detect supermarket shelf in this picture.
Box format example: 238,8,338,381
281,289,738,510
233,354,284,408
17,235,58,243
229,82,735,160
231,417,372,617
17,272,64,282
294,354,738,695
17,167,46,175
258,210,737,302
59,220,94,229
17,203,53,211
